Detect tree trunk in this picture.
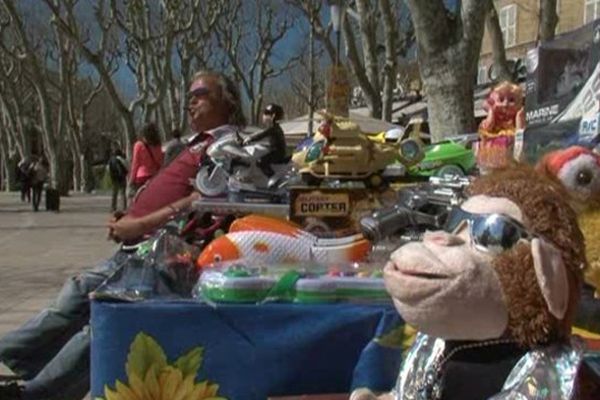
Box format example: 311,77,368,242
379,0,398,122
539,0,558,43
422,49,478,139
406,0,491,141
0,135,9,191
71,149,81,192
486,3,512,82
80,153,91,193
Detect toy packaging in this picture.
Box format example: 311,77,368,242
289,186,399,236
194,261,389,304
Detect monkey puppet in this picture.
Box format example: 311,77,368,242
477,82,525,172
351,167,598,400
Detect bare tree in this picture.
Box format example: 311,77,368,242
46,0,224,154
52,14,104,192
43,0,140,156
289,50,327,118
405,0,491,141
214,0,299,125
486,2,512,82
0,0,69,192
0,57,31,159
166,1,224,134
286,0,337,63
538,0,558,43
290,0,414,121
379,0,400,121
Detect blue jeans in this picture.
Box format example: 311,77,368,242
0,250,131,400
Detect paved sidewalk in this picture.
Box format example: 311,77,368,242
0,192,119,398
0,192,118,337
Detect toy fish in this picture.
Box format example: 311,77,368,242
196,215,371,268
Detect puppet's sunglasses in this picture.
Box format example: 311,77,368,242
444,207,534,254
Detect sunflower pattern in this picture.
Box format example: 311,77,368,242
95,332,227,400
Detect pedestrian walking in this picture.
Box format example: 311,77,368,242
30,157,48,212
107,147,128,212
16,158,32,203
128,122,163,199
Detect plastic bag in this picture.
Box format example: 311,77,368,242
93,229,201,301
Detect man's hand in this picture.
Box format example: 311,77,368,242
107,215,146,242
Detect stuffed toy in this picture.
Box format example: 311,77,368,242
477,81,525,172
535,146,600,296
352,167,598,400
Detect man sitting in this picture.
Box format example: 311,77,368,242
0,70,246,400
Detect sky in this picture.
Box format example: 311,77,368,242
14,0,460,102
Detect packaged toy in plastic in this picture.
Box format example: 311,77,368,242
194,260,390,304
92,229,202,301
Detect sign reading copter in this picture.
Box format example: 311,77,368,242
289,187,398,236
294,192,349,216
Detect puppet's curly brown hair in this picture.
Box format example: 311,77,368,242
468,166,586,346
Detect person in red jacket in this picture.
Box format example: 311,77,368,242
0,70,246,400
128,122,164,198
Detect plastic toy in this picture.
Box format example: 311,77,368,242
194,129,291,203
195,214,371,268
408,140,476,178
477,81,525,172
195,261,389,304
536,146,600,297
291,116,423,187
359,175,470,243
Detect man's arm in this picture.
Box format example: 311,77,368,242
108,192,200,241
245,127,272,143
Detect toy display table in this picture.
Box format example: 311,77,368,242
91,300,404,400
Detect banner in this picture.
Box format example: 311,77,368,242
525,20,600,127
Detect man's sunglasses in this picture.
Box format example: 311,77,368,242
188,87,211,100
444,207,535,254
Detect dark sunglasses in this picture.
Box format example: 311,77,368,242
188,87,211,100
444,207,535,254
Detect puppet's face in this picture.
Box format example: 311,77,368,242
487,86,523,123
384,195,527,340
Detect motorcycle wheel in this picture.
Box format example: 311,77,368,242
195,166,228,197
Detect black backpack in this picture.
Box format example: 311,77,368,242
108,156,128,182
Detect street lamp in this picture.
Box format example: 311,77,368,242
329,1,344,66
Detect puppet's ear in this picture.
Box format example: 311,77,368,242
531,238,569,319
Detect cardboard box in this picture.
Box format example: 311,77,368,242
289,186,398,236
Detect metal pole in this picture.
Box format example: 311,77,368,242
308,2,315,137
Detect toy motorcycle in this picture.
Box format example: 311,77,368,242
194,130,292,203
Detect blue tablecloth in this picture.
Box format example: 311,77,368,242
91,300,404,400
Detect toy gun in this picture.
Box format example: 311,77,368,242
360,175,471,243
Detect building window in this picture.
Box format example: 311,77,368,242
477,65,489,85
499,4,517,47
555,0,561,33
585,0,600,24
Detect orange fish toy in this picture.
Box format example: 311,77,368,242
196,215,371,269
